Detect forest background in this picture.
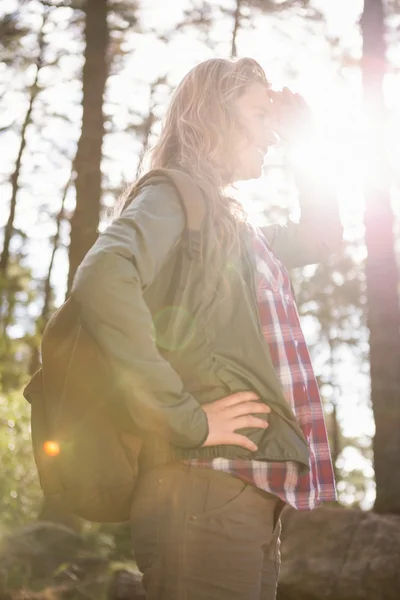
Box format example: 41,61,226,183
0,0,400,595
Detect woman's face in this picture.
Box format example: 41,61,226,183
230,82,278,182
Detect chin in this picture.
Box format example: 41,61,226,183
241,165,263,181
232,161,263,183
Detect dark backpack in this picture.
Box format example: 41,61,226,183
23,169,206,523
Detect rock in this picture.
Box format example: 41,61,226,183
107,569,145,600
1,521,84,579
6,586,66,599
37,498,82,533
277,506,400,600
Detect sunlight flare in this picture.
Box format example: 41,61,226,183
43,440,60,457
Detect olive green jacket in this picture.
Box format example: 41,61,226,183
71,179,342,474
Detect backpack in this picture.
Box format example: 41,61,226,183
23,169,206,523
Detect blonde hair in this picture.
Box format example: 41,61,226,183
120,58,270,288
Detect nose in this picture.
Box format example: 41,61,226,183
258,119,279,148
260,129,278,149
266,130,279,147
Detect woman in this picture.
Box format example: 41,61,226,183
71,58,341,599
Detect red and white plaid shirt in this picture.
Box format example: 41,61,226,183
188,227,337,510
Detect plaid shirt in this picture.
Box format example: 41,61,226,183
188,227,337,510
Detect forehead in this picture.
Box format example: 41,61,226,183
235,82,271,111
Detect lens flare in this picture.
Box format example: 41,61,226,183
44,440,60,456
152,305,196,351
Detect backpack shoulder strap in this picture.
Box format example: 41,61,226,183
128,168,207,260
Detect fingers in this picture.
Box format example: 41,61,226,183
216,391,261,407
283,88,303,113
201,391,271,453
294,92,308,109
272,87,308,110
233,415,269,431
228,401,270,419
268,89,279,102
282,86,294,100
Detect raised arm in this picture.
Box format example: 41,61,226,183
262,89,343,268
262,165,343,268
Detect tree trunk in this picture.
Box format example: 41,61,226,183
67,0,109,294
361,0,400,514
29,168,73,375
0,16,46,320
231,0,243,58
39,0,109,529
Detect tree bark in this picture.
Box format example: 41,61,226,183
231,0,243,58
29,168,74,375
361,0,400,514
67,0,109,294
39,0,109,529
0,16,46,319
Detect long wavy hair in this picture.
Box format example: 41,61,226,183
119,58,270,283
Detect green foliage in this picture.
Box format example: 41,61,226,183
0,258,39,392
82,522,133,561
0,385,41,528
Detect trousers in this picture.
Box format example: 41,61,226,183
130,463,283,600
